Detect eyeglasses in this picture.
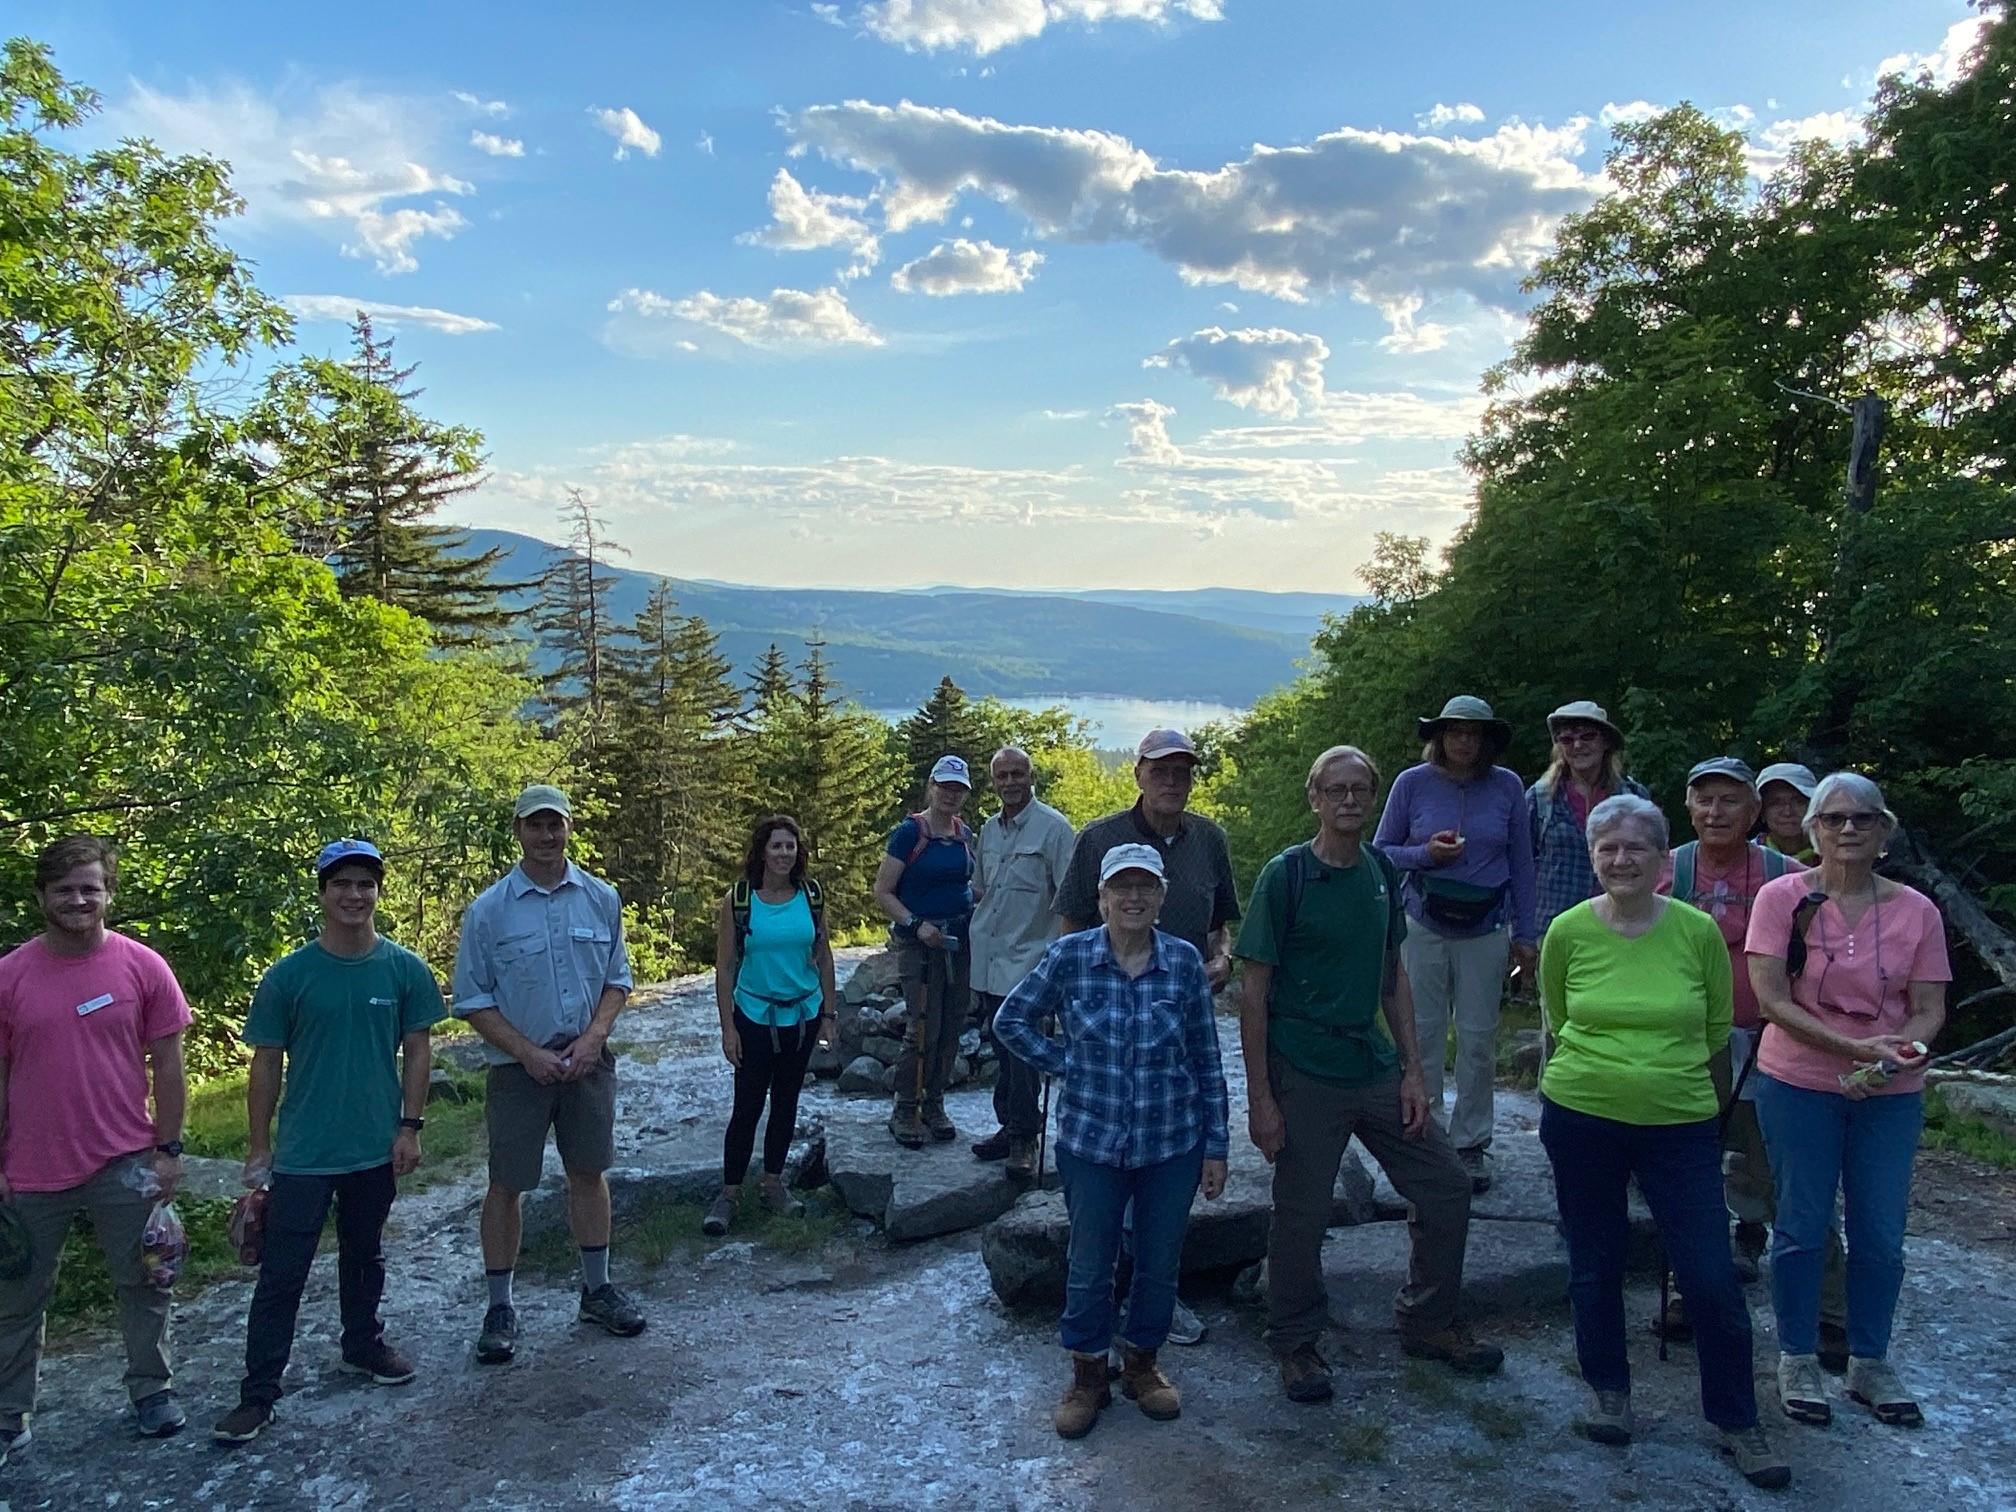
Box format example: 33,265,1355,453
1814,811,1884,832
1555,728,1603,746
1104,879,1162,896
1316,783,1374,802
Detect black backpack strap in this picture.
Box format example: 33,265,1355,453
1365,843,1403,998
1280,842,1311,941
731,878,753,954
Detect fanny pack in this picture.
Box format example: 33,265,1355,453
1421,876,1506,930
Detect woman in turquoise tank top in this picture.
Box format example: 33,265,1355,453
704,816,836,1237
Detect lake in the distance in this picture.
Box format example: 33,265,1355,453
871,694,1246,749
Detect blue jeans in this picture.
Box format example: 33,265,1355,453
1753,1073,1922,1359
1540,1097,1759,1430
1056,1143,1202,1354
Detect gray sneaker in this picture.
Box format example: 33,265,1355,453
757,1178,805,1219
1719,1424,1791,1489
1778,1352,1830,1425
579,1283,647,1337
476,1303,519,1365
1458,1147,1493,1193
1846,1357,1923,1427
1580,1388,1633,1446
1109,1298,1206,1370
702,1190,736,1237
134,1390,185,1438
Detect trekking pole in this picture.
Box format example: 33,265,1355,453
1036,1071,1053,1188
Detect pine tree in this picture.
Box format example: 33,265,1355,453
532,489,627,744
897,675,990,812
281,313,518,642
743,642,794,728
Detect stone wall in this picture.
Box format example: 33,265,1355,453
813,947,1000,1096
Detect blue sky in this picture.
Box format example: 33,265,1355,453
18,0,1985,590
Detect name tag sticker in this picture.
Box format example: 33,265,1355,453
569,926,597,941
75,993,115,1017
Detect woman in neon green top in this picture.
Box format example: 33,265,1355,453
1538,794,1787,1491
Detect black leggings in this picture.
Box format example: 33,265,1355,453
724,1009,819,1185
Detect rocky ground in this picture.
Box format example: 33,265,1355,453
7,955,2015,1512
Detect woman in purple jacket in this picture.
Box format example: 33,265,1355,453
1373,695,1538,1192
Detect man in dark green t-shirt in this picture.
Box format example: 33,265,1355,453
213,839,445,1445
1236,746,1502,1405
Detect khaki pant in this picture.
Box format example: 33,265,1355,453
891,935,970,1117
1400,919,1508,1153
1265,1058,1473,1354
0,1152,173,1419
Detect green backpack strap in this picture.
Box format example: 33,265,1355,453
731,878,754,954
1761,846,1790,882
803,877,826,953
1672,841,1698,903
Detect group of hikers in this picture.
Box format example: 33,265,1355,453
0,696,1951,1496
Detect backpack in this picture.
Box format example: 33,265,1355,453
730,877,825,959
1670,840,1790,905
903,811,975,870
1278,840,1404,1001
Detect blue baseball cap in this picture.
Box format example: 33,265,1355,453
315,838,384,880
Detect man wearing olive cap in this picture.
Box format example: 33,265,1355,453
452,785,640,1365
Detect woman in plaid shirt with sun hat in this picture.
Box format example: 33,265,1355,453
995,842,1229,1442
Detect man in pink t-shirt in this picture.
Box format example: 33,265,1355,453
0,836,193,1453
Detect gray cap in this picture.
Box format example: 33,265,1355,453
1136,727,1199,762
1757,762,1818,799
1685,757,1757,793
1546,699,1622,744
1099,842,1166,885
513,783,573,819
1417,694,1512,747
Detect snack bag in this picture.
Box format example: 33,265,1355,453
229,1186,271,1267
140,1201,187,1291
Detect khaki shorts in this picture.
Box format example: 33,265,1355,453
485,1049,617,1193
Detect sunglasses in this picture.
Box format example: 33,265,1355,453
1814,810,1884,832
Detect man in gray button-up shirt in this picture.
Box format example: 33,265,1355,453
967,747,1075,1178
451,785,642,1364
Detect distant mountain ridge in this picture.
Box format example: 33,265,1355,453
458,528,1361,707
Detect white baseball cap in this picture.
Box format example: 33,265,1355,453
929,754,972,787
1099,843,1166,885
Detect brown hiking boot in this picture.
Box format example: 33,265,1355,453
1401,1323,1505,1376
1005,1136,1037,1180
1279,1343,1334,1403
887,1109,928,1148
1054,1351,1111,1439
1120,1347,1182,1420
921,1104,958,1142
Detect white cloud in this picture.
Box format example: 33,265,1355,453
1416,101,1485,130
1144,326,1328,416
110,81,475,275
783,100,1596,342
470,130,524,157
1599,99,1662,128
1746,108,1864,177
739,169,880,276
697,130,716,156
283,294,499,335
607,285,883,349
1877,15,1991,87
1039,408,1090,420
812,2,846,24
1195,388,1485,448
591,105,662,160
858,0,1222,56
1374,294,1450,354
890,238,1043,294
452,91,509,117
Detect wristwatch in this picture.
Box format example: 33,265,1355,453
155,1140,184,1158
398,1117,426,1131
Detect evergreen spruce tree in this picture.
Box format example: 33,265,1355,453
744,642,794,727
532,489,626,746
896,674,990,812
280,313,518,643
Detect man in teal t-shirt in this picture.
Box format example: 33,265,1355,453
213,839,444,1445
1235,746,1501,1405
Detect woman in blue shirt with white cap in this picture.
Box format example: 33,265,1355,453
873,754,977,1148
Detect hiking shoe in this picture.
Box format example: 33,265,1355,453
1458,1147,1492,1194
971,1128,1011,1162
887,1111,928,1148
1847,1357,1923,1427
922,1105,958,1142
757,1178,805,1219
579,1283,647,1337
702,1190,736,1237
1654,1291,1693,1343
1732,1223,1764,1285
134,1390,185,1438
0,1420,29,1468
1005,1136,1038,1181
476,1303,519,1365
1719,1424,1792,1489
1119,1347,1182,1420
212,1400,274,1445
1401,1323,1504,1376
338,1341,417,1386
1777,1352,1830,1425
1055,1352,1111,1440
1817,1319,1850,1375
1580,1388,1633,1446
1279,1343,1334,1403
1166,1298,1206,1346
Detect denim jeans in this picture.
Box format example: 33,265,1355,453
240,1165,396,1406
1056,1142,1203,1354
1540,1097,1759,1430
1753,1073,1923,1359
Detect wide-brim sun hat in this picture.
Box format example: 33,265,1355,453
1417,695,1512,749
1545,699,1622,746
